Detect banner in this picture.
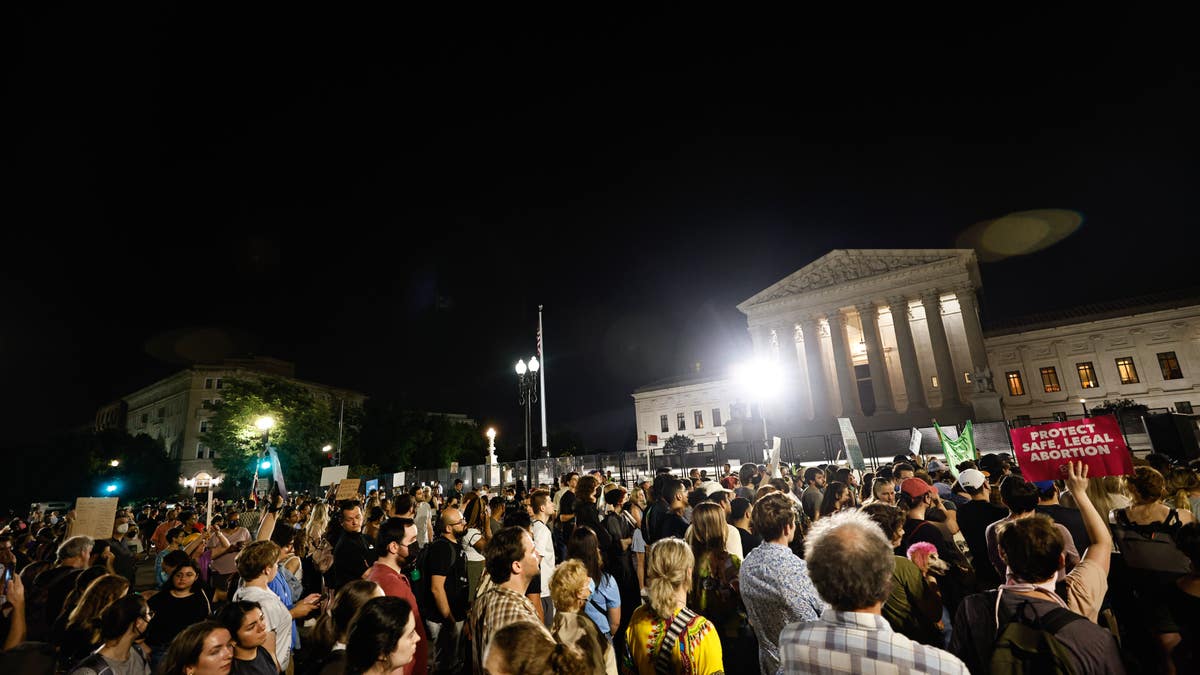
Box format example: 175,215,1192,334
335,478,361,501
934,420,975,477
837,417,866,470
1010,415,1134,482
320,465,349,487
69,497,119,542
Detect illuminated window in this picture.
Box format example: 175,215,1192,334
1116,357,1139,384
1006,371,1025,396
1040,367,1061,393
1076,362,1099,389
712,408,722,427
1158,351,1183,380
659,415,668,433
694,411,704,429
677,412,686,431
931,376,939,389
963,371,972,385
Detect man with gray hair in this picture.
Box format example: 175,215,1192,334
779,510,969,674
28,535,94,640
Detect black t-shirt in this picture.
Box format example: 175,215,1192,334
231,645,278,675
956,500,1008,587
146,590,212,647
653,511,688,544
422,536,469,620
107,538,137,583
1036,504,1092,553
333,530,375,588
559,491,578,537
737,526,763,556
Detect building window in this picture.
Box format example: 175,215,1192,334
200,420,209,433
205,378,213,389
196,443,205,459
1076,362,1099,389
215,378,224,389
1116,357,1140,384
963,371,972,385
157,407,165,419
1158,351,1184,380
694,411,704,429
677,412,686,431
1006,371,1025,396
712,408,722,427
930,376,939,389
208,446,216,459
1040,367,1061,393
141,413,148,425
660,415,669,433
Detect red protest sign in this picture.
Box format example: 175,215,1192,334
1010,415,1134,482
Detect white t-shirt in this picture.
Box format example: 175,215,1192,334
415,502,434,546
233,584,293,670
531,519,555,597
462,528,486,562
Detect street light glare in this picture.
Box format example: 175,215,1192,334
110,459,120,467
486,428,496,440
528,356,540,372
104,484,117,493
255,416,276,431
322,444,333,452
516,359,527,375
260,459,272,470
733,359,783,399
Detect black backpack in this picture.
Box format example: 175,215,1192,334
409,541,435,618
1110,508,1191,575
989,596,1085,675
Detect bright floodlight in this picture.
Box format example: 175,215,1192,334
528,356,540,372
110,459,120,467
486,428,496,440
733,359,783,399
1079,398,1086,404
255,416,276,431
516,359,527,375
105,484,117,493
322,444,333,453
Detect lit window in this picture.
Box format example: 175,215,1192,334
931,376,939,389
963,371,972,385
712,408,722,427
1116,357,1139,384
1040,367,1061,393
694,411,704,429
1158,352,1183,380
1076,362,1099,389
660,415,669,433
1006,371,1025,396
677,412,686,431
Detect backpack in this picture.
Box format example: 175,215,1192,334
1110,508,1192,575
308,535,335,574
989,593,1085,675
409,542,434,618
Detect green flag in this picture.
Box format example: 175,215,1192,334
934,420,976,478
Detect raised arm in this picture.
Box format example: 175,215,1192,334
1061,461,1112,574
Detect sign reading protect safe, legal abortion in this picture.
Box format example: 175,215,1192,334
1009,415,1134,481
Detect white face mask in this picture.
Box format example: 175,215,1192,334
116,523,130,534
49,516,60,525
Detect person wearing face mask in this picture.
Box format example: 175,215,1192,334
107,515,137,585
66,594,153,675
366,518,429,675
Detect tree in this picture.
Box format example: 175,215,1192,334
205,377,345,494
663,434,695,456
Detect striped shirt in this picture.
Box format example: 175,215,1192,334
780,608,969,675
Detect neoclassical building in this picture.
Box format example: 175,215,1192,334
632,248,1200,454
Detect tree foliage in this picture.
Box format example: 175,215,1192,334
205,377,348,493
663,433,695,455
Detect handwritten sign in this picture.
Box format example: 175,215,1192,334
320,465,349,488
1010,415,1134,481
69,497,119,542
335,478,362,501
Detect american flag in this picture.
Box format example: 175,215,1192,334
536,321,542,358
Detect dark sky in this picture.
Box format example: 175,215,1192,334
6,9,1198,454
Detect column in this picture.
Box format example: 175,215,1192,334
856,301,895,414
953,285,989,373
887,295,929,412
774,320,810,419
827,309,862,417
750,324,774,361
799,314,832,420
920,289,962,407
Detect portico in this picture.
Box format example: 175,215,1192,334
737,249,996,434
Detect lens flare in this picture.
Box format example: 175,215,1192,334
956,209,1083,262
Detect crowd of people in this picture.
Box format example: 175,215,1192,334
3,451,1200,673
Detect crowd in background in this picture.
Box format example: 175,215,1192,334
2,450,1200,674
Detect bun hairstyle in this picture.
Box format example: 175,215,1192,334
1127,466,1167,504
645,537,694,620
487,621,587,675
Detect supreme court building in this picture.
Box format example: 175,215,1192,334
633,248,1200,454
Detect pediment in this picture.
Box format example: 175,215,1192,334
738,249,972,311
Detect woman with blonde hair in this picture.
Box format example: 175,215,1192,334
58,573,131,669
1062,474,1131,520
550,559,616,675
1166,466,1200,522
623,538,723,675
306,502,336,579
415,487,435,547
461,493,491,600
686,502,744,640
484,621,588,675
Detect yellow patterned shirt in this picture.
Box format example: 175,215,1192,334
622,604,723,675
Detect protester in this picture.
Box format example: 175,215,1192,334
739,492,823,674
1165,523,1200,672
950,461,1120,674
861,502,945,646
57,574,130,670
217,600,279,675
157,620,234,675
869,478,897,506
800,467,826,521
817,481,853,519
779,509,969,673
332,500,375,589
484,621,587,675
549,559,616,675
232,541,294,671
685,502,744,642
953,468,1007,590
1034,478,1092,554
414,488,435,547
421,507,469,674
146,560,212,668
599,486,638,647
529,491,558,626
469,526,549,671
365,518,429,675
461,495,490,601
30,535,93,640
1167,466,1200,522
897,477,974,614
985,476,1079,583
344,596,422,675
66,594,151,675
307,580,384,675
622,537,723,674
567,526,621,641
647,477,689,544
106,514,137,584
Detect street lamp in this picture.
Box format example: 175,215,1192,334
1079,398,1088,416
109,459,120,468
516,357,540,491
733,358,784,463
182,473,224,528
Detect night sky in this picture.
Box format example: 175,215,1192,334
7,9,1198,455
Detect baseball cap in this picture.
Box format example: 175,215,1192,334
927,459,946,473
934,481,952,498
957,469,987,490
1032,480,1056,492
720,475,738,490
702,482,733,498
900,478,938,500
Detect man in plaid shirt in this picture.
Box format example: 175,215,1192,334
469,526,550,669
779,509,969,675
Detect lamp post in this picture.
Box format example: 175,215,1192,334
182,473,224,528
1079,398,1088,416
516,357,540,492
253,416,275,500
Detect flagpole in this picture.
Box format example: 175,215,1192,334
538,305,548,453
